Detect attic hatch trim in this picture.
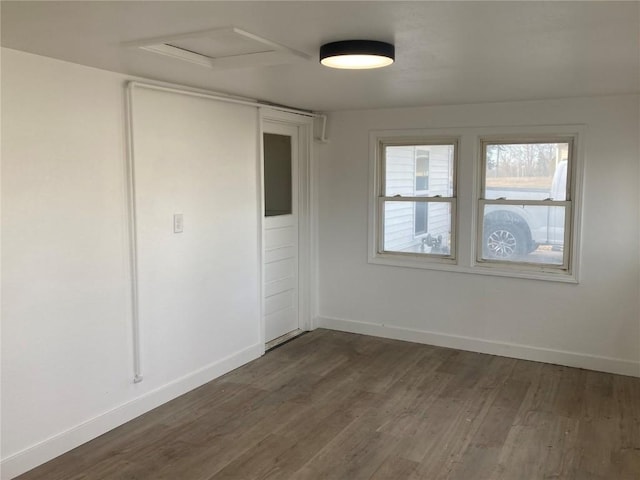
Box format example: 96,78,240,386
131,26,312,69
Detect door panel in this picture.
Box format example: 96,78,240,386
264,277,296,298
265,245,296,264
265,290,295,315
265,307,297,342
265,226,295,249
265,257,295,283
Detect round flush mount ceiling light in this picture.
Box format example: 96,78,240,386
319,40,395,69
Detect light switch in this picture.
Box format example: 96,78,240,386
173,213,184,233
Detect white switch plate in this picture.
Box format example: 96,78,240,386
173,213,184,233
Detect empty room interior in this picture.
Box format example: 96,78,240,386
2,1,640,479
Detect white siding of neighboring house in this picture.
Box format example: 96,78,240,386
383,146,415,251
383,145,453,253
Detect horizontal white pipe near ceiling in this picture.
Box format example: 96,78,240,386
124,80,327,384
127,81,328,142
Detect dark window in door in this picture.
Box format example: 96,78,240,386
264,133,292,216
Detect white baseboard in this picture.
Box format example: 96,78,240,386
1,343,263,480
317,316,640,378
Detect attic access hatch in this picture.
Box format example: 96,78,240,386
135,27,312,69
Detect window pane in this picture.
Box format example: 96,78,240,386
383,201,451,255
414,201,428,235
484,143,569,200
481,204,566,265
415,152,429,191
264,133,292,216
385,144,454,197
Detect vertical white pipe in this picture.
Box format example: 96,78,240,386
125,82,143,383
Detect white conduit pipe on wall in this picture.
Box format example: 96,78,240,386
125,80,328,383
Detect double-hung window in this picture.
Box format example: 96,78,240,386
375,139,457,260
477,137,574,272
370,128,581,281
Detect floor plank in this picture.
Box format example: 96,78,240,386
16,329,640,480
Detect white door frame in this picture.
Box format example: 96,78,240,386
259,108,313,351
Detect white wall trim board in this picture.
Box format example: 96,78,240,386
317,316,640,378
0,344,262,480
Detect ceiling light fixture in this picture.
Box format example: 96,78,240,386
319,40,395,69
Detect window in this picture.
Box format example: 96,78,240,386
415,151,430,192
375,139,457,260
263,133,292,216
478,137,574,272
369,127,582,282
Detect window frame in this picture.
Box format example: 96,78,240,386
368,126,583,283
372,136,459,264
475,135,577,274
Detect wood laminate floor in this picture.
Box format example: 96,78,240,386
16,329,640,480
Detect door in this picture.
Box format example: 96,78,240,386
263,123,299,344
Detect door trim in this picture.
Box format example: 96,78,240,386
259,108,313,351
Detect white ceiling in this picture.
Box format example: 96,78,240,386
2,1,639,112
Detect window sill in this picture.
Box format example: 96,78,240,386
368,253,578,283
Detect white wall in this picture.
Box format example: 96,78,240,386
317,95,640,377
132,86,260,387
1,49,262,479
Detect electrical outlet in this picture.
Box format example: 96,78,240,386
173,213,184,233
